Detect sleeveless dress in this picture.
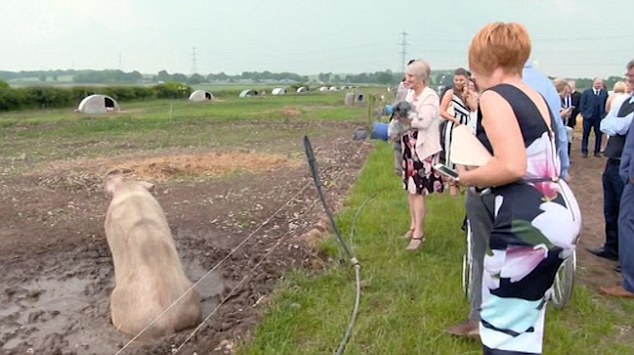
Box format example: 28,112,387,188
476,84,581,354
442,92,471,168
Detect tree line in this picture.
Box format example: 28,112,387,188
0,69,414,86
0,69,622,90
0,81,192,112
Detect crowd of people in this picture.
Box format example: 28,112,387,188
387,21,634,355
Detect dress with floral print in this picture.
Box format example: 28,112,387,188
475,84,581,354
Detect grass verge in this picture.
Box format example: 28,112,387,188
243,143,634,355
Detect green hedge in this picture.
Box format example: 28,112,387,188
0,82,192,112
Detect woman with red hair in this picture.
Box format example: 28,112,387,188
457,23,581,354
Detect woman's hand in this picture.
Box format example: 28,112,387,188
455,164,468,186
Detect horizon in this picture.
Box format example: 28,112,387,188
1,1,632,80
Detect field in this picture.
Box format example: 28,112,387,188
0,90,379,354
1,91,633,355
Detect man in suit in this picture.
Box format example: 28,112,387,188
600,59,634,298
579,78,608,157
587,63,634,262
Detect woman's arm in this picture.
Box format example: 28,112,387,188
439,89,460,124
457,90,526,187
605,95,614,113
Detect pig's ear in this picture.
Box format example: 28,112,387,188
104,168,132,194
105,174,122,195
104,173,123,195
140,181,155,192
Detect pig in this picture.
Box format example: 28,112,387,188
104,171,201,339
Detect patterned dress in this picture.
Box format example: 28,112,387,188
476,84,581,354
401,130,444,195
401,89,445,195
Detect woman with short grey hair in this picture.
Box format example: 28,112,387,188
398,60,444,250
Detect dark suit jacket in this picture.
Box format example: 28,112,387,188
569,91,581,127
562,91,582,127
579,88,608,120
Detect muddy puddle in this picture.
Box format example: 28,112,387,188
1,239,228,354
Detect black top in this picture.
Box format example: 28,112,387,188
476,84,553,154
604,98,634,159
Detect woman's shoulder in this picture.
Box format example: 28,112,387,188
422,86,440,101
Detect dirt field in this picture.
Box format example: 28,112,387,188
0,120,372,354
0,119,619,354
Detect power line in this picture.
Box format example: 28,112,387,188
191,46,197,75
400,31,408,74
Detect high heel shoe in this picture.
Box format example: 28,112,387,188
402,228,415,239
406,235,424,250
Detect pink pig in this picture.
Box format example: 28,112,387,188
104,171,201,338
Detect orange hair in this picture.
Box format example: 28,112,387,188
468,22,531,76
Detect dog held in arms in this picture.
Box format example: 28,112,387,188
104,170,201,338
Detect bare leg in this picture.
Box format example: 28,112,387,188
407,193,426,250
408,195,416,231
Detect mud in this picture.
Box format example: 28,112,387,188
0,124,371,354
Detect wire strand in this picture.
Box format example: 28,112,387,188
114,184,311,354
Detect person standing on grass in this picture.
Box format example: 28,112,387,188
566,80,581,130
579,77,608,157
439,67,476,196
447,59,569,342
398,60,444,251
390,63,414,176
587,74,634,263
598,60,634,297
458,22,581,354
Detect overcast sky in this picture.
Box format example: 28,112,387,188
1,0,631,79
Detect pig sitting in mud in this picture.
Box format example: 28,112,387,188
104,171,201,338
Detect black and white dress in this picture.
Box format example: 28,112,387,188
442,93,471,168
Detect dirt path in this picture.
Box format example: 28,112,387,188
567,136,622,290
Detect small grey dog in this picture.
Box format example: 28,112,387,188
388,101,413,142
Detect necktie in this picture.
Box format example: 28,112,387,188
595,90,599,96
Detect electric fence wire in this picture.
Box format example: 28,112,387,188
114,184,311,355
115,135,365,354
303,136,362,355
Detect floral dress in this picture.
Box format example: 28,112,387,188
401,130,444,195
476,84,581,354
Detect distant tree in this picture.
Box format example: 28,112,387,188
156,70,171,82
318,72,331,83
171,73,188,83
375,70,394,85
188,73,205,85
0,80,9,89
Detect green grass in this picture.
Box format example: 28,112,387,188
243,143,634,355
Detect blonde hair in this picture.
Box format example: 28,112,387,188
553,78,570,95
613,81,627,93
406,60,431,84
468,22,531,76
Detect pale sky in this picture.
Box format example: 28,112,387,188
1,0,631,79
